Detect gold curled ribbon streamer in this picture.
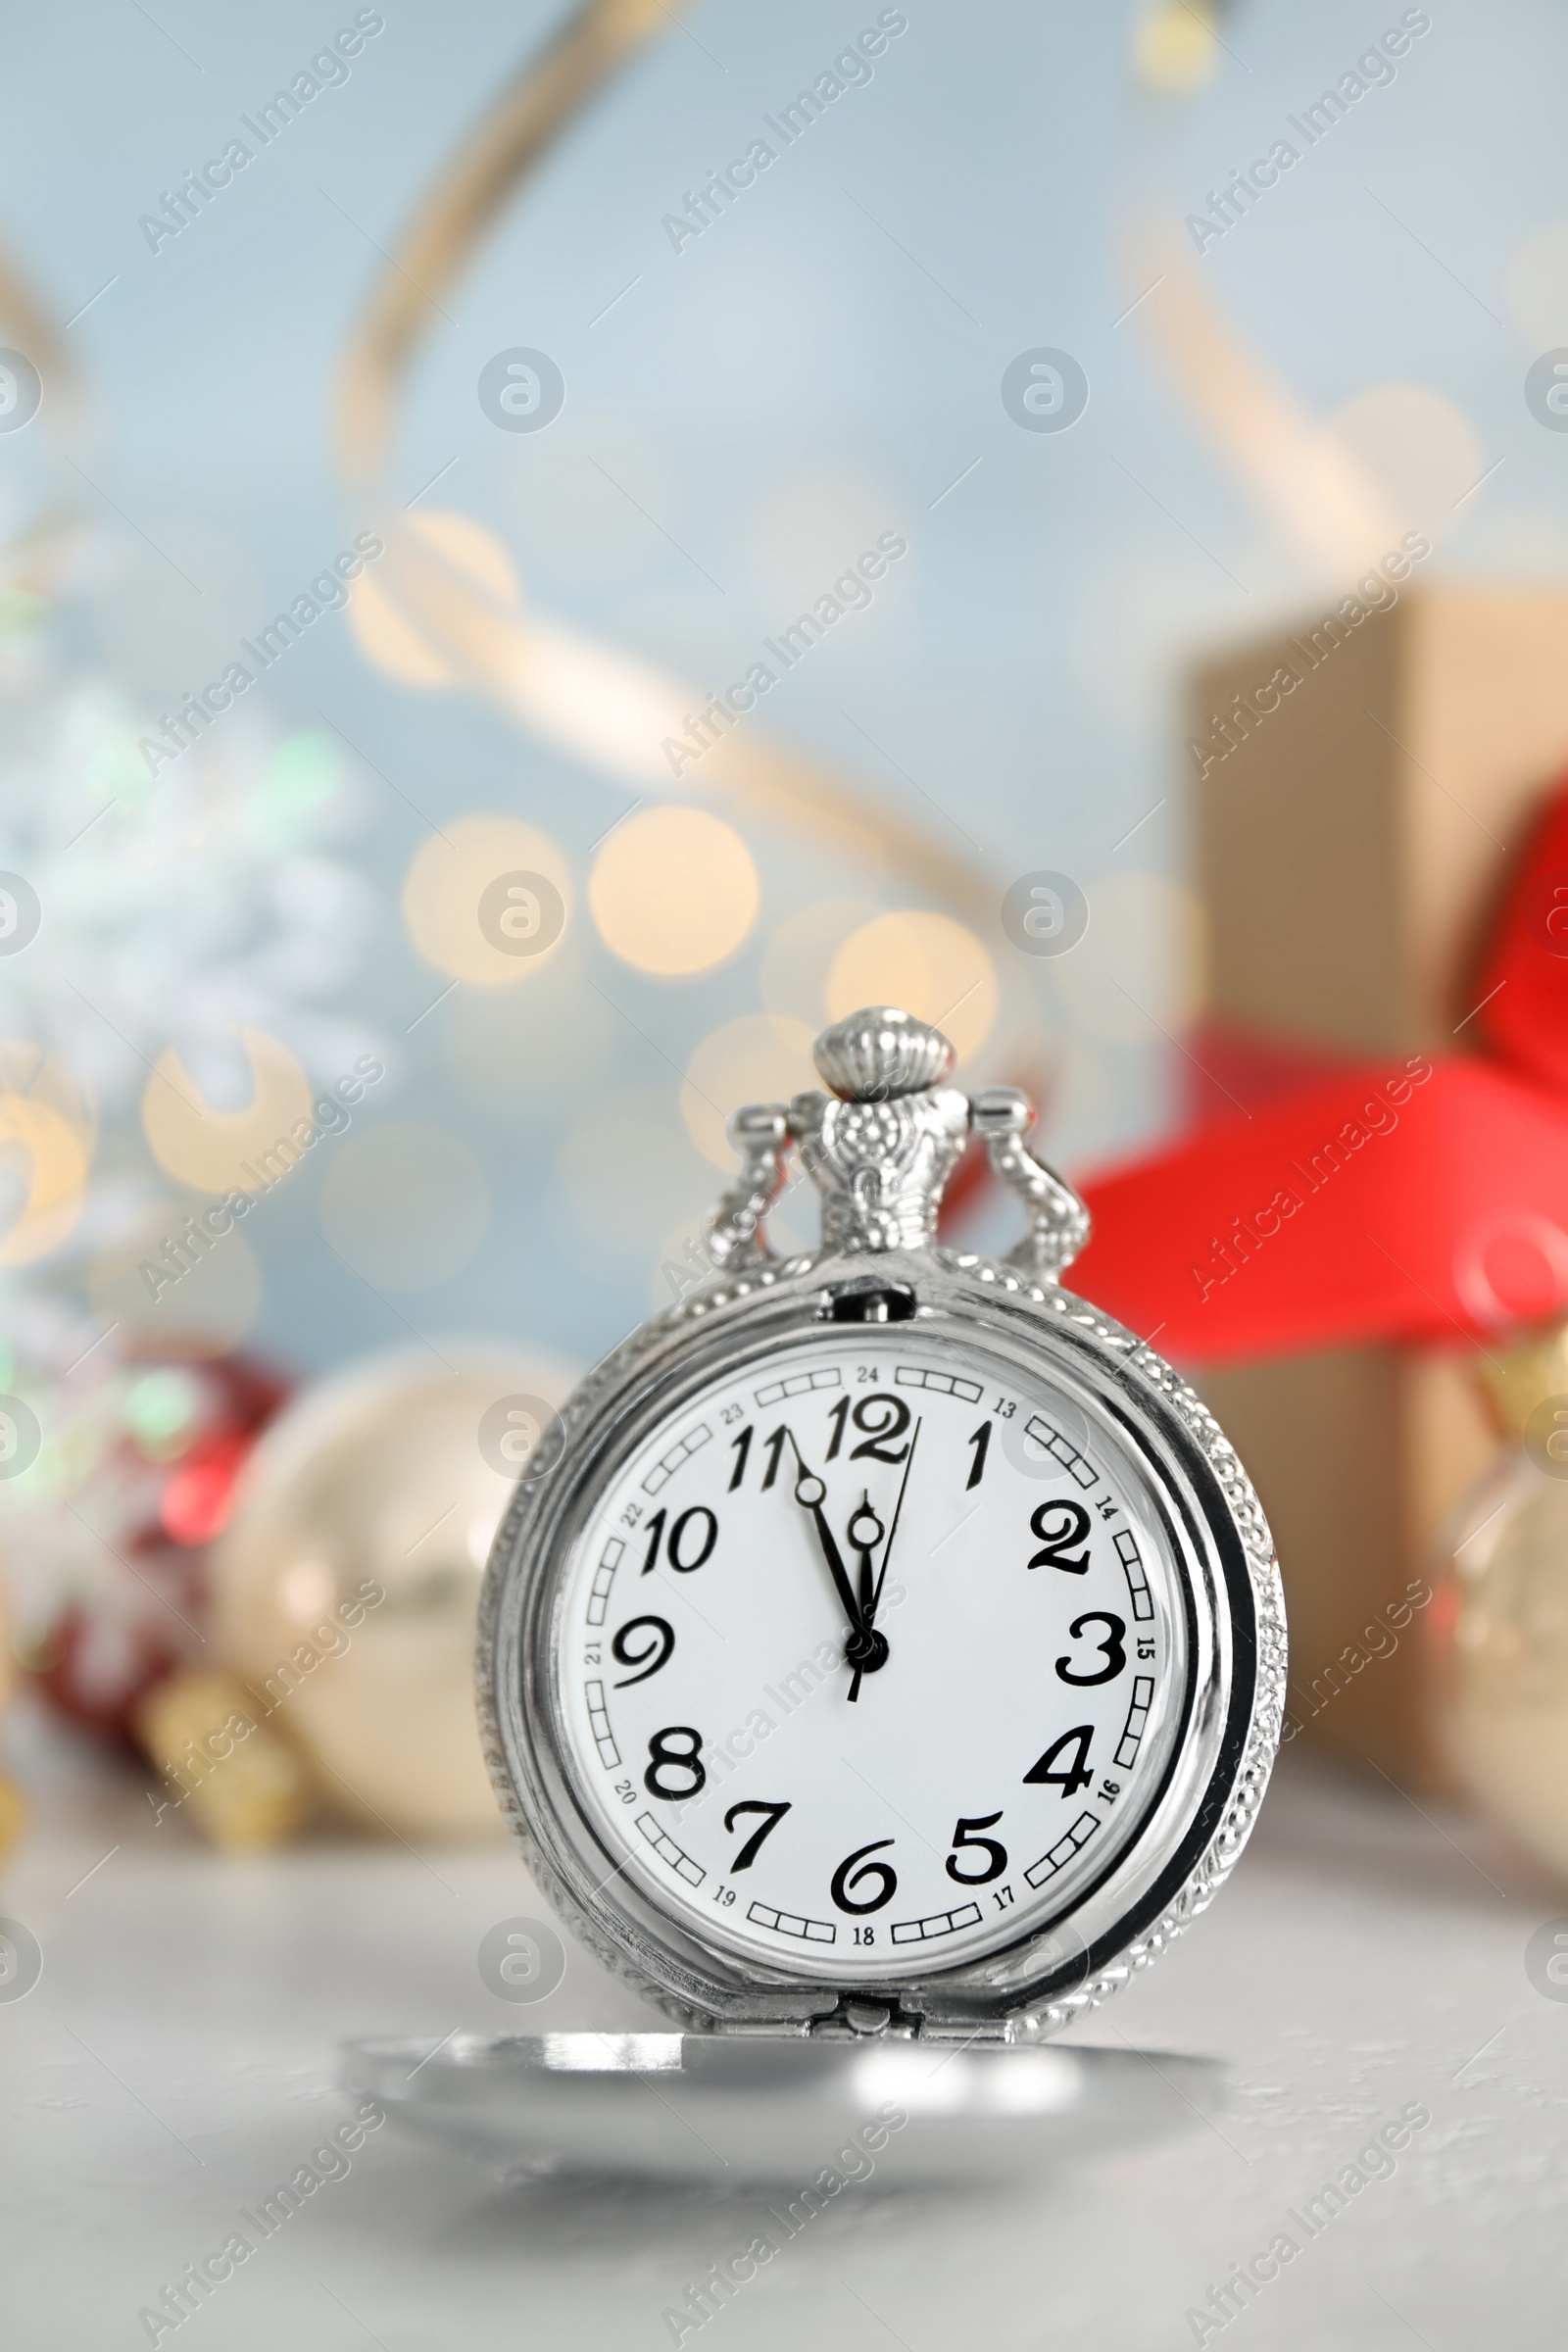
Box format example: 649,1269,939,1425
329,0,1015,972
1126,229,1403,575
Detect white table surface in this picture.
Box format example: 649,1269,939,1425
3,1727,1565,2352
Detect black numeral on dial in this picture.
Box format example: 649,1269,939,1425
847,1394,911,1463
644,1726,706,1800
1023,1724,1094,1797
830,1838,898,1914
1055,1611,1127,1686
611,1615,674,1688
639,1505,718,1576
723,1799,791,1872
945,1812,1008,1885
1027,1498,1092,1574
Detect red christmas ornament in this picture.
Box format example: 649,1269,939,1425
15,1352,291,1743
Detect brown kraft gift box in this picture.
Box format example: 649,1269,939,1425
1186,582,1568,1786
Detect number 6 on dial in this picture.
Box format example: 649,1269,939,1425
830,1839,897,1915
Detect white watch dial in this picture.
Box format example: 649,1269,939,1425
556,1328,1189,1982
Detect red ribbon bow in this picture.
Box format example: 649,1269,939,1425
1071,776,1568,1367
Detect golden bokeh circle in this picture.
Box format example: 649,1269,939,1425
826,911,998,1063
403,813,570,987
141,1030,314,1199
1131,2,1219,92
347,510,519,690
0,1044,95,1264
680,1014,817,1169
1324,382,1482,542
589,807,759,977
760,898,880,1030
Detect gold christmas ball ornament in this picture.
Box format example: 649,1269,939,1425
0,1551,13,1720
134,1667,316,1853
1434,1321,1568,1881
211,1345,574,1839
0,1774,24,1868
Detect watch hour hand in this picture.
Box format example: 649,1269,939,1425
787,1446,861,1628
784,1435,888,1698
846,1493,885,1624
844,1493,889,1702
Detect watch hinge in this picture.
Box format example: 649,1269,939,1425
808,1996,924,2040
824,1281,917,1324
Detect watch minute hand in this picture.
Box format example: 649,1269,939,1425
866,1415,921,1623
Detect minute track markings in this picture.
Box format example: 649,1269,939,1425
1115,1674,1155,1769
746,1901,835,1944
1023,1809,1102,1889
641,1420,712,1494
891,1900,983,1944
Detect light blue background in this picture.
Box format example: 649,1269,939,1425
3,0,1564,1378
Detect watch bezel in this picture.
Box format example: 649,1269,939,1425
478,1248,1284,2040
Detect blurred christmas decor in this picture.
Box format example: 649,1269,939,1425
1131,0,1228,93
329,0,1061,1093
1432,1323,1568,1883
1074,588,1568,1787
0,236,383,1820
0,610,378,1271
2,437,376,1182
0,1560,22,1866
209,1345,572,1841
134,1665,315,1854
0,1776,21,1868
0,1345,288,1741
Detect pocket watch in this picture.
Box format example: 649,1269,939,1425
480,1007,1285,2043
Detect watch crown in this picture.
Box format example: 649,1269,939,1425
702,1004,1092,1281
811,1005,956,1102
